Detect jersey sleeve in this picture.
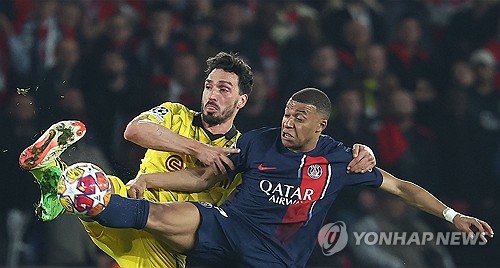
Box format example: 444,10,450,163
343,168,383,188
335,144,383,188
139,102,188,129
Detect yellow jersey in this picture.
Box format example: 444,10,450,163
138,102,241,205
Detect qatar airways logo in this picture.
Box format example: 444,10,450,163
259,179,314,205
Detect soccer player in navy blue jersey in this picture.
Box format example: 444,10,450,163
66,88,493,267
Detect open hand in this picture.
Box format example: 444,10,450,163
453,214,494,243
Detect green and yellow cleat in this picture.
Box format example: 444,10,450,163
19,120,86,221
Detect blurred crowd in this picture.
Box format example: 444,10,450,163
0,0,499,267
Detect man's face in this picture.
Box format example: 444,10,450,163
281,100,327,152
201,68,245,125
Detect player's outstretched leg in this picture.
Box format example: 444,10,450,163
60,163,199,253
19,120,86,221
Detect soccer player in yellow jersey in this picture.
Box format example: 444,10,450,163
19,52,377,268
126,102,242,205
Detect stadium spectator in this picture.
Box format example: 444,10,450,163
37,38,82,125
211,0,260,66
450,60,477,91
465,49,500,199
387,15,432,92
299,44,348,101
320,0,386,47
251,1,281,99
235,70,280,133
354,44,398,121
7,0,60,84
56,0,83,41
279,9,323,101
336,19,373,74
136,4,180,93
150,52,202,110
442,0,500,64
436,61,478,199
376,89,440,193
184,15,217,66
325,87,376,149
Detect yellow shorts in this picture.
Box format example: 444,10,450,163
81,175,185,268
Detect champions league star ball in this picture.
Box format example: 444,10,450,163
57,162,112,216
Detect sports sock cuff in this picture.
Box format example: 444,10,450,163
136,196,150,229
93,194,150,229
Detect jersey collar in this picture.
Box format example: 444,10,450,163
193,113,238,141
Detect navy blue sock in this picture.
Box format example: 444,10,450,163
93,194,150,229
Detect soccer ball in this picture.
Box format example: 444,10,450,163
57,162,112,216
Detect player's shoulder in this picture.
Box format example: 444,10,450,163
154,102,198,121
142,102,196,125
318,134,353,157
156,102,193,115
236,127,278,147
240,127,278,141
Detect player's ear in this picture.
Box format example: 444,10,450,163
237,94,248,109
316,119,327,133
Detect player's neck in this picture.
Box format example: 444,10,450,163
202,120,234,135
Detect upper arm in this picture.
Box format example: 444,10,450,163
124,103,181,141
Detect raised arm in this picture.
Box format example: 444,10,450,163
126,167,225,198
378,168,494,241
124,116,238,174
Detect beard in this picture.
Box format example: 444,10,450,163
201,100,238,125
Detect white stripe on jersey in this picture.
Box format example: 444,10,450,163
306,162,332,226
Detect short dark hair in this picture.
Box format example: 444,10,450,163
205,52,253,95
291,88,332,119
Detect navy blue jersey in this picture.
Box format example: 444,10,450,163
222,127,383,266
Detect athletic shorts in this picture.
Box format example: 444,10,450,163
187,202,289,268
81,175,185,268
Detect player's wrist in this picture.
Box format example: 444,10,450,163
185,139,203,156
442,207,459,223
135,174,148,188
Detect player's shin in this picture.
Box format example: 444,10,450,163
92,195,150,229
